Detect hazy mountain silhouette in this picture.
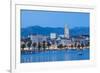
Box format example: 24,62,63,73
21,25,89,37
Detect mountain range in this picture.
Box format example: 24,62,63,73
21,26,89,37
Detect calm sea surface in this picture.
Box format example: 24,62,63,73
21,48,89,63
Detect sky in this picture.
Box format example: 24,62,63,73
21,9,90,28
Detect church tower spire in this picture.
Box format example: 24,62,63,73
64,24,69,39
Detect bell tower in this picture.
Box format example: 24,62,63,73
64,24,69,39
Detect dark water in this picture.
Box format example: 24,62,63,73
21,48,89,63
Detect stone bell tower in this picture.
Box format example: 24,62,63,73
64,24,69,39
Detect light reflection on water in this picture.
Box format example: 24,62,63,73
21,48,89,63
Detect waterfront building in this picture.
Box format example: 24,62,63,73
59,38,72,46
49,45,58,49
30,34,48,43
50,33,56,39
59,35,64,38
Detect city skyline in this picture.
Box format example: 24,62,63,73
20,9,90,63
21,10,90,28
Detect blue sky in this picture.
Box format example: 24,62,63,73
21,10,90,28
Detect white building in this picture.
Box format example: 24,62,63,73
30,35,47,43
58,39,73,46
50,33,56,39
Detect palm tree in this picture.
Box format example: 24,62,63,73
27,40,32,50
38,42,41,51
21,42,26,51
81,43,84,48
77,44,81,49
43,41,46,51
58,44,63,49
32,42,37,51
74,42,77,48
47,42,51,49
71,44,73,48
86,41,89,48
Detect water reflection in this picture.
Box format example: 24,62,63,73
21,48,89,63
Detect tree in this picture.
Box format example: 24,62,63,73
32,42,37,51
71,44,73,48
43,41,46,51
47,42,51,49
86,41,89,47
81,43,84,48
38,42,41,51
21,43,26,51
27,40,32,50
58,44,63,49
77,44,80,49
74,42,77,48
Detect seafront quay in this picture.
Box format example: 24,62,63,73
21,46,89,51
21,25,89,52
21,36,89,52
21,47,89,54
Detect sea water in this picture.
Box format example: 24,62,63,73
21,48,89,63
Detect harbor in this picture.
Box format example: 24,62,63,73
21,25,89,52
21,48,89,63
20,10,90,63
21,25,90,63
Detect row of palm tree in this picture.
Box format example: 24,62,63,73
57,42,89,49
21,37,89,51
21,40,89,51
21,40,52,51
